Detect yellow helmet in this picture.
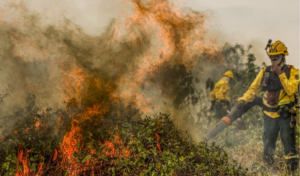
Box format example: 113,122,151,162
268,40,289,56
223,71,234,78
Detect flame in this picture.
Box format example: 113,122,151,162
60,126,131,175
102,132,131,158
52,149,58,162
59,101,131,175
35,120,40,131
11,0,224,175
16,148,30,176
60,118,82,174
154,133,162,153
113,0,221,114
58,66,87,103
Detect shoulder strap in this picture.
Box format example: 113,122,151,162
264,65,292,79
285,65,293,79
260,66,270,87
265,66,271,73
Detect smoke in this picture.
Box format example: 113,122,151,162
0,0,233,141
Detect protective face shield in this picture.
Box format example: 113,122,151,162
269,54,284,66
265,40,288,68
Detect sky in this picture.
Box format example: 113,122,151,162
181,0,300,67
1,0,299,67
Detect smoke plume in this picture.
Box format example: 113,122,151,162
0,0,232,140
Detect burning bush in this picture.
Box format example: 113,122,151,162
0,0,273,175
0,107,248,175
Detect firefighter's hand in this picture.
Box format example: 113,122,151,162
237,100,245,110
271,64,283,75
222,105,228,111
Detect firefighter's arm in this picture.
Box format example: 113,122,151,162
279,67,300,96
239,68,265,103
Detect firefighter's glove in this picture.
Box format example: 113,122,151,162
237,100,245,110
209,101,215,111
222,105,228,111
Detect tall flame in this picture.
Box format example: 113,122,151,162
4,0,226,175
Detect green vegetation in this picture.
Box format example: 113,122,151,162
177,43,300,175
0,112,248,175
0,43,298,175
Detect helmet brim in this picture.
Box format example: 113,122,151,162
268,52,289,56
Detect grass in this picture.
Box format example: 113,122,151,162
203,106,300,175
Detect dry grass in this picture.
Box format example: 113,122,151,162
207,107,300,176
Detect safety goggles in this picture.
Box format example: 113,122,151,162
269,55,282,60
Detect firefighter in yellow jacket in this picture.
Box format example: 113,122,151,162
210,71,234,119
238,40,299,172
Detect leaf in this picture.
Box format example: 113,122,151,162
82,155,92,163
30,163,36,172
5,155,11,161
179,156,185,162
190,152,195,157
168,160,171,165
64,170,68,176
112,167,115,176
138,145,143,152
170,169,175,175
142,152,147,159
2,162,10,170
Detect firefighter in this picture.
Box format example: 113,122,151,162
238,40,299,172
210,71,234,119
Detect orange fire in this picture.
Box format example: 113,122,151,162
60,125,131,175
16,149,30,176
113,0,221,114
58,66,87,104
12,0,224,175
60,118,82,175
52,149,58,162
154,133,162,153
59,99,132,175
35,120,40,131
101,132,131,158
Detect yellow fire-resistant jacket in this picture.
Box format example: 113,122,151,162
239,66,300,118
210,77,230,103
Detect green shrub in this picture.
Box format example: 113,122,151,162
0,111,248,175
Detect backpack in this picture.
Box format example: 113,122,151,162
265,65,300,108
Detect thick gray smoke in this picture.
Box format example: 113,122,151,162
0,0,239,140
